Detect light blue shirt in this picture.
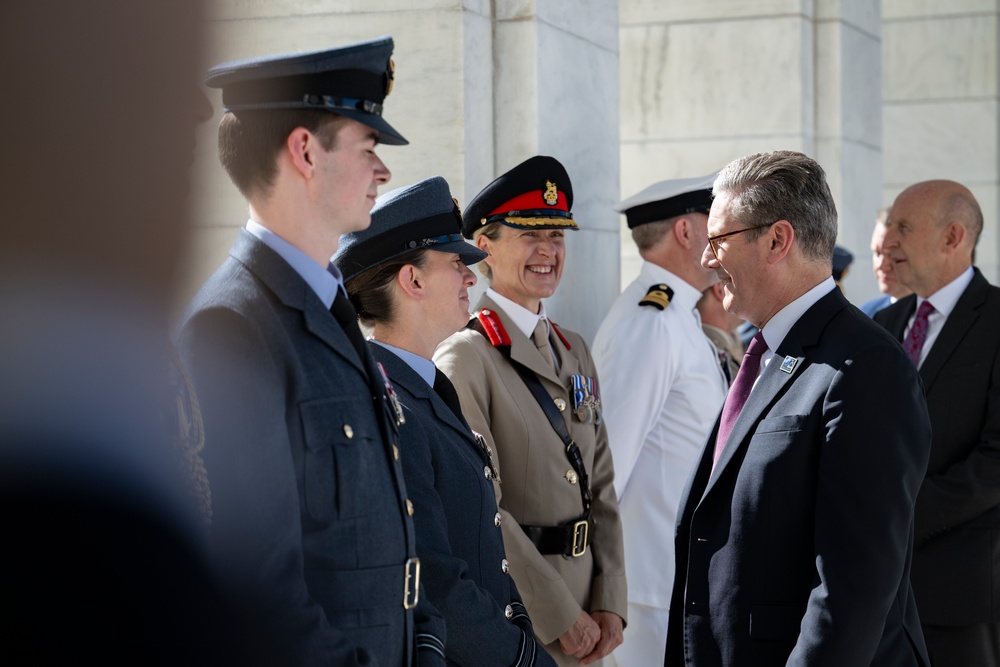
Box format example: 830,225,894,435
371,340,437,387
245,219,342,309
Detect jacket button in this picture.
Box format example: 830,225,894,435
494,512,502,527
501,558,509,573
565,469,579,484
343,424,354,439
406,499,414,516
504,604,513,620
554,398,567,412
484,466,492,480
392,444,399,460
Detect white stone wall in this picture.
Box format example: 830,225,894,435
882,0,999,283
184,0,621,342
618,0,885,305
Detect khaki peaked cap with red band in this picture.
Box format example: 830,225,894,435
460,155,578,239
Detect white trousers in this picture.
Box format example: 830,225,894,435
606,603,669,667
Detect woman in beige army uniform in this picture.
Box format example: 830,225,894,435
434,156,627,666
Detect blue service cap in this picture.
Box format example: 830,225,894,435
334,176,488,282
205,36,407,145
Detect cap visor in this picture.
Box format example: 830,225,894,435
335,108,408,145
429,240,489,265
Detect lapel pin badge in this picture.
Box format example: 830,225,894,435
779,356,798,374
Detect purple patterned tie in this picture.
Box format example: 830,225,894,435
713,332,767,468
903,300,935,367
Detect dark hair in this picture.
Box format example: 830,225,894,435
344,249,428,326
714,150,838,263
218,109,347,199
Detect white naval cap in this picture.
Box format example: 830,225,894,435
615,171,719,229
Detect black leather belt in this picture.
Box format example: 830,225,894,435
521,517,591,558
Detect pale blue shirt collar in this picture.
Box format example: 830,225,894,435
486,287,550,339
917,265,974,322
371,340,437,387
759,276,837,373
245,219,341,309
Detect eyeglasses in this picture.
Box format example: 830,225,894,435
706,221,777,259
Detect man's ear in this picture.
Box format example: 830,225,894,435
943,221,967,254
767,220,795,264
285,127,316,179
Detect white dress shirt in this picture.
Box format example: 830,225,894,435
902,266,974,368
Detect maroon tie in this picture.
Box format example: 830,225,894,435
713,332,767,468
902,300,935,367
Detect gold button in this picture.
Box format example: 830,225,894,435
494,512,502,527
482,309,491,316
406,499,414,516
565,469,579,484
392,444,399,460
504,604,513,620
501,558,509,573
554,398,566,412
484,466,492,480
343,424,354,439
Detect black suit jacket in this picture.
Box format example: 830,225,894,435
874,267,1000,626
373,347,554,667
179,230,445,666
667,287,931,667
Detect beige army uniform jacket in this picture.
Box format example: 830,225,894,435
434,294,627,650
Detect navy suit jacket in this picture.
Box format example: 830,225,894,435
179,230,445,666
666,287,931,667
875,267,1000,626
372,347,554,667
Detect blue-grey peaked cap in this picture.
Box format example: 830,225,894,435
205,36,407,145
334,176,489,282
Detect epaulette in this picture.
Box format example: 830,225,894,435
549,321,572,351
639,283,673,310
469,308,512,347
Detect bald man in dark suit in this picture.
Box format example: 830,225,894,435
875,180,1000,667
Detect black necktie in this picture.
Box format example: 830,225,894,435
330,289,367,361
433,368,468,428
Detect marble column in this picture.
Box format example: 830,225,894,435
619,0,884,303
883,0,999,284
185,0,621,343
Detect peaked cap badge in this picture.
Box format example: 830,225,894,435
543,180,559,206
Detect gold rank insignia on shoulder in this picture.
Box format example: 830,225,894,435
639,284,673,310
543,180,559,206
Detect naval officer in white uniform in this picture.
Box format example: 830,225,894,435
592,174,729,666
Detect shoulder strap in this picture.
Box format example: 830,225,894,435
468,314,592,517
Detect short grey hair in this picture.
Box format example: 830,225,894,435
630,218,675,251
713,150,837,263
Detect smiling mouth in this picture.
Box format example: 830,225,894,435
528,266,553,275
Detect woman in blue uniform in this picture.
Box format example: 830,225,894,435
335,176,554,667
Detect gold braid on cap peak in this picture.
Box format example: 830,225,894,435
499,216,578,228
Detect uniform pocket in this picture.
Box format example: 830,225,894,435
300,397,374,521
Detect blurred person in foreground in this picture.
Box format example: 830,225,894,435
860,208,913,317
336,176,556,667
435,156,627,666
0,1,277,662
592,174,728,666
178,38,446,666
874,180,1000,667
666,150,931,667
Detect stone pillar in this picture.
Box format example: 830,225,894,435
619,0,884,303
883,0,999,284
186,0,621,343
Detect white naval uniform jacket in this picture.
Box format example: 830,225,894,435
592,261,728,610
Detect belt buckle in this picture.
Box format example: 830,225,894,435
570,520,588,558
403,557,421,609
